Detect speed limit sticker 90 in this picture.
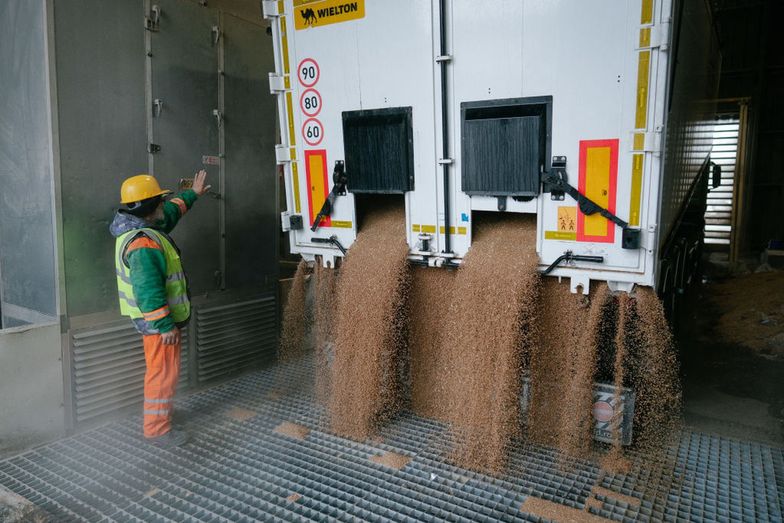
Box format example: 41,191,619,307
302,118,324,146
297,58,320,87
300,89,322,117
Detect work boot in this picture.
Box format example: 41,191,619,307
147,428,189,448
171,407,189,428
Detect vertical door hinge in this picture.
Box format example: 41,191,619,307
212,109,223,128
148,143,161,154
144,5,161,31
261,0,281,19
649,18,672,51
268,73,286,93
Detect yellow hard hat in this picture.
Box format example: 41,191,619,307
120,174,172,204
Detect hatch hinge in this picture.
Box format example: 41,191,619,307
542,156,641,250
147,143,161,154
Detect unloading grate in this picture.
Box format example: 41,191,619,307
1,357,781,522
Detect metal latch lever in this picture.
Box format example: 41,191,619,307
311,161,348,231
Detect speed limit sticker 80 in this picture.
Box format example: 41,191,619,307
302,118,324,146
300,88,322,117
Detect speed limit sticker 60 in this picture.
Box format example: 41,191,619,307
300,89,322,117
302,118,324,146
297,58,320,88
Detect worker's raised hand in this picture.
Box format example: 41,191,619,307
161,327,180,346
192,169,212,196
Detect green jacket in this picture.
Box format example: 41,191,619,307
109,190,198,333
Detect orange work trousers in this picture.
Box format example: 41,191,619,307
142,333,181,438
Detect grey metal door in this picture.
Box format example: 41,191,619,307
150,0,221,293
223,13,279,290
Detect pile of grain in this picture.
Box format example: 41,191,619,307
328,203,411,440
279,260,310,361
444,215,540,473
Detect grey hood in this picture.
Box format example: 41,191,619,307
109,210,149,238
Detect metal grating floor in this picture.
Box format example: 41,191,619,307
1,357,782,522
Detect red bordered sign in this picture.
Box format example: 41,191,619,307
302,118,324,146
297,58,320,88
300,88,322,117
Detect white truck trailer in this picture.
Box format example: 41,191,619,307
265,0,719,297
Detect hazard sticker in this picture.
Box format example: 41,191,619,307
557,207,577,233
294,0,365,31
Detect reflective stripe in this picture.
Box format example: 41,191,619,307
168,294,190,306
145,398,172,404
143,409,170,416
166,271,186,283
170,198,188,215
143,305,170,321
116,270,132,284
118,291,137,308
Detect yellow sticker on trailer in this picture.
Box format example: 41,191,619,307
294,0,365,30
557,207,577,233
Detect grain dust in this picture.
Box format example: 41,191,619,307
313,259,340,402
329,202,411,440
631,286,682,451
590,485,641,508
520,496,611,523
285,493,302,503
556,284,614,458
444,215,540,473
369,451,411,470
273,421,310,440
279,260,310,361
408,266,456,420
225,407,256,422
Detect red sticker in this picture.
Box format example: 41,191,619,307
300,88,322,117
297,58,320,88
592,401,614,423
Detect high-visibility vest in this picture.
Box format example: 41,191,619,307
114,228,190,323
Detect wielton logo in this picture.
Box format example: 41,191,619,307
294,0,364,31
300,8,317,26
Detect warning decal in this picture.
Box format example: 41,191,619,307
294,0,365,30
305,149,331,228
557,207,577,233
576,139,619,244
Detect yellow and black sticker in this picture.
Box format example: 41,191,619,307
557,206,577,234
545,231,576,241
294,0,365,30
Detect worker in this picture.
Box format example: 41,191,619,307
109,171,211,447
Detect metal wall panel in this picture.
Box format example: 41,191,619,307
0,0,57,326
71,320,189,426
54,0,148,317
196,295,277,384
223,13,279,290
150,0,222,293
